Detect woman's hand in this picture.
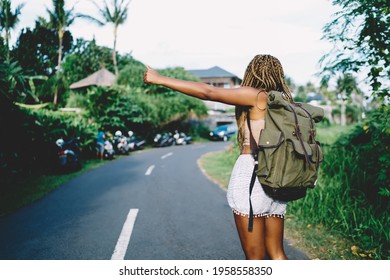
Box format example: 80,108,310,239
143,65,162,85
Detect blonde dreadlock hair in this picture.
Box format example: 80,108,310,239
236,54,293,149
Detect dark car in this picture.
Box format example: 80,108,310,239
209,124,237,141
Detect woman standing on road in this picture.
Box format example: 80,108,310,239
144,54,290,260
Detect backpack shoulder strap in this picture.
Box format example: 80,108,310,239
246,114,259,161
246,112,259,232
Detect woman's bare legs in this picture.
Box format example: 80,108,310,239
234,213,288,260
234,213,266,260
265,217,288,260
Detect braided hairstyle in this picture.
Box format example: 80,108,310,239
236,54,292,149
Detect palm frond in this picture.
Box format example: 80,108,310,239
78,13,105,26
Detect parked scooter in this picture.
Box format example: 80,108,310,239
127,131,146,151
113,130,130,155
173,130,193,145
153,132,175,147
103,140,115,160
55,137,81,172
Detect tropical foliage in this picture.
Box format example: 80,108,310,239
79,67,208,137
81,0,132,76
62,38,114,85
0,0,24,61
291,0,390,259
0,98,99,183
46,0,79,105
12,20,73,77
0,58,26,101
320,0,389,99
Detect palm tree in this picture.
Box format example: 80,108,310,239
46,0,78,106
82,0,132,77
0,0,25,62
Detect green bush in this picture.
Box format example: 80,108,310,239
289,105,390,259
330,106,390,202
25,108,99,157
117,59,147,89
84,83,208,138
85,86,158,137
0,100,99,185
62,38,126,86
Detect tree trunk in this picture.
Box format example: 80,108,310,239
5,29,10,63
113,25,118,77
340,92,346,126
57,29,63,72
53,28,64,107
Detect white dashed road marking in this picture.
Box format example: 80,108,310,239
111,208,139,260
145,165,155,176
161,152,173,159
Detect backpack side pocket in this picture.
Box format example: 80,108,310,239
257,130,283,186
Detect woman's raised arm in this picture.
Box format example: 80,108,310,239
143,66,260,107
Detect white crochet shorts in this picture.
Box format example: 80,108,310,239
227,154,287,218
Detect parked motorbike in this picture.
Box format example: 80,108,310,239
113,130,130,155
127,131,146,151
173,130,193,145
103,140,115,160
153,132,175,147
55,137,81,172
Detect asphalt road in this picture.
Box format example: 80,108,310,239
0,141,309,260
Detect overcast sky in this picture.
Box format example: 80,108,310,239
11,0,339,86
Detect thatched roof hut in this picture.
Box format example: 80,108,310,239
69,68,116,89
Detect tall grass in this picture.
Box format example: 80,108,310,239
289,113,389,259
288,144,389,259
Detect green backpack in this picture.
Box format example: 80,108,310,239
247,91,324,231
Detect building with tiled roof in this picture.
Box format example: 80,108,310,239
188,66,241,89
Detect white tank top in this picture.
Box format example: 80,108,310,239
243,119,265,146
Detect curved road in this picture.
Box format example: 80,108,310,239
0,142,309,260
